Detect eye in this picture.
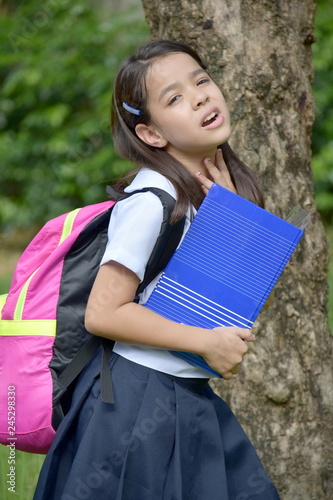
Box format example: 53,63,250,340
197,77,210,86
168,95,181,105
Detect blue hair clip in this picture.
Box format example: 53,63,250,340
122,102,141,116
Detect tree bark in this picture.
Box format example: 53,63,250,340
142,1,333,498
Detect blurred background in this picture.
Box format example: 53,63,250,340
0,1,332,498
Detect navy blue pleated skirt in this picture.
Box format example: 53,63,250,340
34,351,280,500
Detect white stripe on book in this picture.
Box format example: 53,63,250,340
208,199,298,245
162,277,251,324
149,277,253,328
153,289,245,327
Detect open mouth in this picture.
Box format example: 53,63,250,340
202,112,218,127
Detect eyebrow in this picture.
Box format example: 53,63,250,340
158,67,207,102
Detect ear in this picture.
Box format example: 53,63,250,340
135,123,167,148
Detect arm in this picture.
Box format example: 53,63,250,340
85,260,256,379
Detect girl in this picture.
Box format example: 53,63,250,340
34,40,280,499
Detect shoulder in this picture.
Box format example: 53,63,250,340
124,168,177,199
113,189,164,226
101,171,173,279
113,168,176,223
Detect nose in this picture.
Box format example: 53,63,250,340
192,89,209,109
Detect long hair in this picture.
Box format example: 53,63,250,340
111,40,264,222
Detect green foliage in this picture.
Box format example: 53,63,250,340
0,447,44,500
0,1,149,232
312,0,333,224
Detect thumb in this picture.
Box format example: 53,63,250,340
237,328,257,342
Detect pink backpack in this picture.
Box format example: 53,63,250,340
0,188,184,454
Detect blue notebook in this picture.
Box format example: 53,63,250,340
145,183,310,376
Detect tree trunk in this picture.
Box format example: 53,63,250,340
142,1,333,498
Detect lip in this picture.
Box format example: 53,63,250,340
201,107,224,129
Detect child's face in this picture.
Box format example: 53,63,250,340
145,52,231,161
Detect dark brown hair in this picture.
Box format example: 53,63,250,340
111,40,264,222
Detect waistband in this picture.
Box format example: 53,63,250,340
164,373,210,394
109,351,210,395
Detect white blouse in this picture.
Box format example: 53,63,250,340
100,168,213,378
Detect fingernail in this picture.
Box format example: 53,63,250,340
196,171,202,176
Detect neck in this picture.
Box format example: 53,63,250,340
167,148,217,178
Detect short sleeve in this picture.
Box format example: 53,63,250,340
100,192,164,282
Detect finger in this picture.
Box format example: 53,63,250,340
195,171,213,191
204,156,233,189
231,365,240,375
224,369,240,380
236,328,257,342
215,147,228,172
198,185,210,196
204,157,220,177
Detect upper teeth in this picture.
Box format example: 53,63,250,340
203,112,217,123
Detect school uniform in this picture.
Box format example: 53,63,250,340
33,169,280,499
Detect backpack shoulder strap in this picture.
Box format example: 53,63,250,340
135,187,186,296
106,185,186,296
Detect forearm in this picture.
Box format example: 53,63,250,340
85,299,207,356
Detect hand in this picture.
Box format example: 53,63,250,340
201,327,256,379
195,148,237,195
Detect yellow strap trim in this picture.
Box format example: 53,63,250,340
13,207,81,320
0,294,8,319
59,208,81,244
13,270,38,321
0,319,56,337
